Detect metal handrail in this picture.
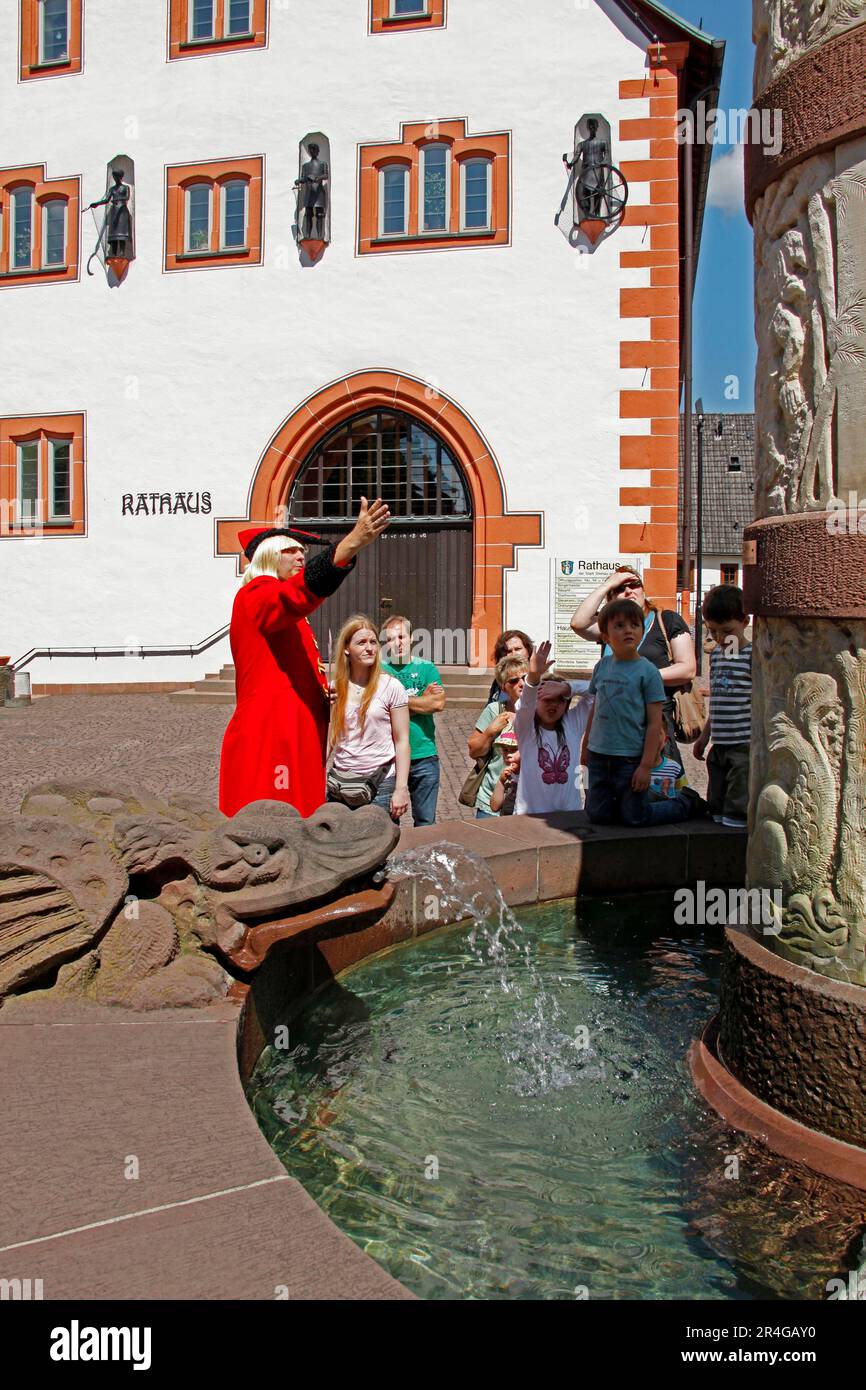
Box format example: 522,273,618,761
12,625,230,670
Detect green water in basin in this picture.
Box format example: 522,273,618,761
248,895,860,1301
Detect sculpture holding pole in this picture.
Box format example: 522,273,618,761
86,157,135,286
293,134,331,265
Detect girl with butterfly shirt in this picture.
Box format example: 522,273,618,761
513,639,594,815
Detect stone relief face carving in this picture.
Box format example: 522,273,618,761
748,618,866,982
754,0,866,93
753,153,866,517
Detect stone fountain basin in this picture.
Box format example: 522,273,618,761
0,815,747,1300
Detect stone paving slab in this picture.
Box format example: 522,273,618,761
0,1002,410,1300
2,1179,411,1301
0,693,708,822
0,1010,280,1248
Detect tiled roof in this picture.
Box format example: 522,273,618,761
678,412,755,556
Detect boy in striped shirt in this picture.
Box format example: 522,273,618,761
694,585,752,829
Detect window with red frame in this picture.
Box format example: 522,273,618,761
168,0,267,59
20,0,83,80
165,157,263,271
0,415,85,537
369,0,445,33
358,120,509,255
0,166,79,286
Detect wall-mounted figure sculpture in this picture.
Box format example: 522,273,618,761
293,133,330,265
561,114,628,247
87,155,135,286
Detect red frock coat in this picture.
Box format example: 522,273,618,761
219,573,333,818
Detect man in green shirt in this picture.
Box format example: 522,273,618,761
381,615,446,825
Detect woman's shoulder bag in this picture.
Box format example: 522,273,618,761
655,610,706,744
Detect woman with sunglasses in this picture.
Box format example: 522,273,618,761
467,656,527,818
570,566,696,755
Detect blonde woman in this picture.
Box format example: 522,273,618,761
219,498,389,818
328,616,411,823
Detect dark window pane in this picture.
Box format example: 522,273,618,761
44,199,65,265
382,167,406,235
222,180,246,248
423,146,447,231
291,411,469,524
42,0,68,61
463,159,489,229
187,185,210,250
13,188,32,269
192,0,214,39
228,0,251,34
51,440,71,516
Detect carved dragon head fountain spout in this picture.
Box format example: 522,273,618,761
0,784,400,1010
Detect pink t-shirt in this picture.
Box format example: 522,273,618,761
331,673,409,778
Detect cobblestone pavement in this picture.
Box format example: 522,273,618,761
1,694,707,823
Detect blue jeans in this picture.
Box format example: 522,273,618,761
586,752,690,828
373,777,395,813
408,755,440,827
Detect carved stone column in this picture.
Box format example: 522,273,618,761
693,3,866,1176
742,2,866,986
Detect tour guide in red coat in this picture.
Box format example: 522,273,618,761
219,497,390,818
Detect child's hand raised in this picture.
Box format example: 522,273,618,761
528,639,555,684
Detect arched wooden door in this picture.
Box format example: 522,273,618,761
288,409,473,659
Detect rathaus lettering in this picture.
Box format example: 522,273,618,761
121,492,212,516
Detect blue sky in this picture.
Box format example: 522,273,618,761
664,0,756,412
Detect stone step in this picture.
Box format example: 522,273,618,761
168,689,237,704
170,665,496,706
216,664,494,682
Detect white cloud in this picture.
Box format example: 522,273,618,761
706,144,745,218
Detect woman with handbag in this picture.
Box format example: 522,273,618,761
327,616,411,823
569,566,700,752
463,656,528,817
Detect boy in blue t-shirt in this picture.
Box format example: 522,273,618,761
585,598,691,827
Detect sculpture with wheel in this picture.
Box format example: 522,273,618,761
563,117,628,246
576,163,628,227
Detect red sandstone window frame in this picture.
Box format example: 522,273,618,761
0,414,86,538
0,165,80,287
19,0,83,80
369,0,445,34
164,156,264,272
168,0,267,60
358,121,509,255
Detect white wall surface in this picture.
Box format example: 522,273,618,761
0,0,663,681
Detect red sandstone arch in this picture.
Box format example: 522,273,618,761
216,370,543,665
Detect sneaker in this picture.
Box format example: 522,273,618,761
720,815,747,829
711,814,724,824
